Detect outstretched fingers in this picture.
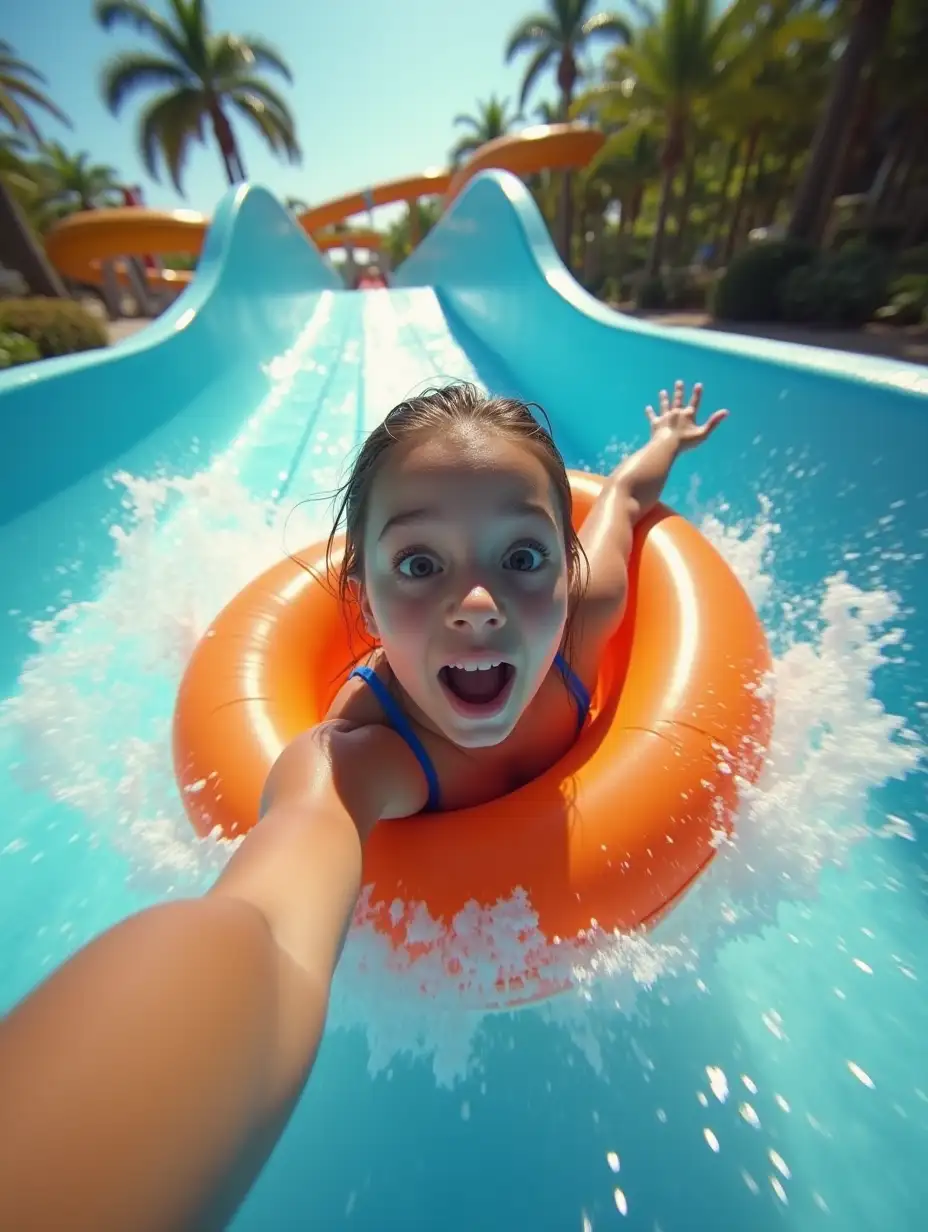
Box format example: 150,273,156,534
698,408,728,438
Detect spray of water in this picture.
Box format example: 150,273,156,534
1,459,922,1085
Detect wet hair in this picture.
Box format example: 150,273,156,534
324,382,589,655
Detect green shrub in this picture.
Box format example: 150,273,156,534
713,239,816,323
780,245,890,328
0,298,107,358
664,266,716,311
874,272,928,326
0,330,41,369
599,274,623,305
895,246,928,276
635,274,668,310
778,264,834,324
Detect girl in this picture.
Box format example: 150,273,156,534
0,380,725,1231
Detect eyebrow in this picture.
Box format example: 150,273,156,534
377,500,555,541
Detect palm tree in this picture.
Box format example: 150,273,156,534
0,132,40,201
94,0,300,195
30,144,123,227
577,0,824,276
385,198,441,266
0,40,69,296
787,0,895,245
450,95,521,166
505,0,632,259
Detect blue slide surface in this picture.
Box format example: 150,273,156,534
1,172,927,1232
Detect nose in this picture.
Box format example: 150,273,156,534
446,584,507,632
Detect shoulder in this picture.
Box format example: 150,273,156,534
561,586,628,699
262,718,428,825
324,651,393,728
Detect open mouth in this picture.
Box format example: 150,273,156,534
438,660,516,716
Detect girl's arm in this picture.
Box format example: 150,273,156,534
574,381,727,655
0,721,418,1232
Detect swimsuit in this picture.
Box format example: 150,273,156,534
348,654,591,812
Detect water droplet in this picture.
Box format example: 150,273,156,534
706,1066,729,1103
848,1061,875,1088
762,1010,786,1040
769,1149,791,1179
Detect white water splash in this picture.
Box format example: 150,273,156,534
0,468,923,1084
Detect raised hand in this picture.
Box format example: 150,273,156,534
645,380,727,453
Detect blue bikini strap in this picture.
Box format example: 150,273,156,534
554,652,591,732
348,666,441,811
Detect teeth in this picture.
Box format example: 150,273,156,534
449,660,503,671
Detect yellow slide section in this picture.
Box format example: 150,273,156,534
44,124,603,288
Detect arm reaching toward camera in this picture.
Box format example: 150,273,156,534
0,721,412,1232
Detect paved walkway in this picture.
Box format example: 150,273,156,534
105,318,151,345
625,309,928,367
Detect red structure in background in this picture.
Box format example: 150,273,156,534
119,185,156,271
355,265,388,290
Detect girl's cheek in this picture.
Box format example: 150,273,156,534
372,588,431,640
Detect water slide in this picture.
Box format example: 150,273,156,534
42,123,603,289
2,129,928,1232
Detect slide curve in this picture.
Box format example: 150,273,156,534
1,169,927,691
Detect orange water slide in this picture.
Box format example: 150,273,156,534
44,124,604,288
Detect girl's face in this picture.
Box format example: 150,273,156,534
358,429,570,748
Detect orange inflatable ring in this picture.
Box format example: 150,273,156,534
173,471,772,1007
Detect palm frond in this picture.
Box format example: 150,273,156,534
232,35,294,82
580,13,633,44
0,75,71,135
229,93,301,163
100,52,188,113
219,75,294,125
504,16,560,62
136,85,206,193
94,0,188,61
517,44,557,110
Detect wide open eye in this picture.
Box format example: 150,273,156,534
503,541,550,573
395,550,442,579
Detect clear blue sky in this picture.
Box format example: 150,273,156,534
6,0,615,217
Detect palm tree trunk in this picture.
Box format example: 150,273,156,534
0,180,66,297
764,152,797,227
646,162,676,278
709,142,739,261
889,122,924,214
209,103,243,184
672,147,697,264
628,185,643,236
787,0,895,245
557,73,575,267
723,128,760,264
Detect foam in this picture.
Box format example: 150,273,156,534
1,462,923,1086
